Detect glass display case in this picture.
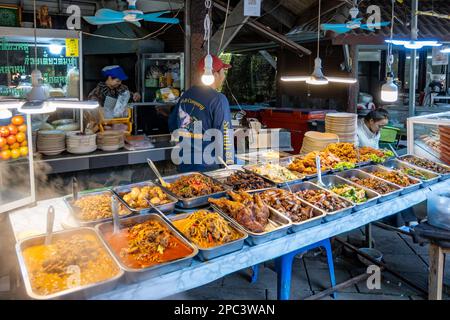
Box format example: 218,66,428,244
407,111,450,165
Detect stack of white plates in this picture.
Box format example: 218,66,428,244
325,113,358,144
97,130,124,151
300,131,340,155
37,130,66,155
66,132,97,154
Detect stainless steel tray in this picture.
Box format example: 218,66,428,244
335,169,402,202
359,165,422,195
205,168,276,193
96,214,198,283
258,188,326,233
210,204,291,246
310,175,380,211
382,159,440,187
397,154,450,181
155,172,232,209
112,180,178,214
243,163,305,187
63,189,134,227
16,227,124,300
169,211,248,261
283,182,354,222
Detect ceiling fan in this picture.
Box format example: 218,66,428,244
83,0,180,27
321,5,390,34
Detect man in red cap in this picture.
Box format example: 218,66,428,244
169,55,234,172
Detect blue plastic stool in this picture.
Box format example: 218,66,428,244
251,238,337,300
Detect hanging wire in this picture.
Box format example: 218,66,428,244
217,0,230,54
33,0,37,70
316,0,321,58
387,0,395,73
204,0,212,55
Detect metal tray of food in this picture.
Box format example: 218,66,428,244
359,165,422,195
16,227,124,300
243,163,305,187
279,156,330,180
282,182,354,222
96,214,198,282
356,160,372,168
335,169,402,202
63,189,134,227
112,180,178,214
397,154,450,181
155,172,232,209
210,204,291,246
169,211,248,261
257,188,326,233
311,175,380,211
204,168,276,193
382,159,440,187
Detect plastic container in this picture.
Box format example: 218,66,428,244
427,191,450,231
380,126,400,143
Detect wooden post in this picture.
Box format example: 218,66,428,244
347,45,359,113
428,244,450,300
189,0,207,87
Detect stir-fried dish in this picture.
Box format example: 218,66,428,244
121,185,172,210
349,177,397,194
167,174,224,198
22,233,120,296
371,170,418,187
259,189,321,223
73,194,128,221
287,151,341,175
105,220,193,269
324,143,358,163
248,163,302,183
401,167,433,180
172,210,242,248
330,184,368,204
296,189,351,212
225,171,273,191
209,191,271,233
401,156,450,174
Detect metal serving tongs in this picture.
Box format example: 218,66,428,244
147,158,169,187
111,196,121,234
44,206,55,245
72,177,79,201
316,155,326,188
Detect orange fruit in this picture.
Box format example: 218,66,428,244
10,148,20,159
10,142,20,150
1,150,11,160
15,132,25,143
20,140,28,147
7,124,18,135
11,115,24,126
0,137,5,148
0,126,10,137
1,144,9,151
18,124,27,133
19,146,28,157
6,135,16,145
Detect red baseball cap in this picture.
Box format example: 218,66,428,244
198,54,231,73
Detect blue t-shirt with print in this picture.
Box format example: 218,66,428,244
168,85,234,172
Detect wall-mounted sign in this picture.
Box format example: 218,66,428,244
0,4,21,27
432,47,448,66
244,0,261,17
65,38,79,57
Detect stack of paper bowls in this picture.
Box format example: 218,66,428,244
300,131,339,155
439,125,450,164
96,130,124,151
325,113,358,144
37,130,66,156
66,132,97,154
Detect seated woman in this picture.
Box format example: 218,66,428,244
356,108,389,149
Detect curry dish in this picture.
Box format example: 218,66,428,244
167,174,224,199
22,233,120,296
104,220,193,269
172,210,242,248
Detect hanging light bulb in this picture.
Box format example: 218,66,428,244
201,54,215,86
440,46,450,53
385,39,442,49
381,72,398,102
305,58,328,85
48,44,63,55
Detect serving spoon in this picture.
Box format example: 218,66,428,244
217,156,230,170
111,196,121,234
72,177,79,201
44,206,55,245
316,155,326,188
147,158,169,187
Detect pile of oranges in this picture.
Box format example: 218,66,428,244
0,115,28,160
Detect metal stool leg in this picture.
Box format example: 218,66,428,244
323,238,337,299
250,264,259,284
276,252,295,300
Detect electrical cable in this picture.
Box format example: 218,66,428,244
217,0,230,54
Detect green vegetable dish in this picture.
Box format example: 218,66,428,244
334,162,356,171
331,184,368,204
401,168,431,180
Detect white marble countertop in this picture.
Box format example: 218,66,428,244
8,179,450,300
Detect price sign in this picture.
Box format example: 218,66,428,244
244,0,261,17
65,38,79,57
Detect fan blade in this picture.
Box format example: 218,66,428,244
129,20,142,27
95,8,125,19
327,76,357,84
321,24,351,34
83,16,125,25
141,11,179,24
360,21,390,31
280,76,309,82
